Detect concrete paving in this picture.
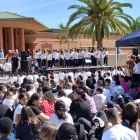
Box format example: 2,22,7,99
0,77,9,84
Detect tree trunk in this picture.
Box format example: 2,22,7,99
97,40,103,48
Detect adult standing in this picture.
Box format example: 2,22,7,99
126,55,136,76
11,54,19,76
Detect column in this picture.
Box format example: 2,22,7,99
8,27,14,50
19,28,25,51
0,27,3,50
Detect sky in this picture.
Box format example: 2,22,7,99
0,0,139,28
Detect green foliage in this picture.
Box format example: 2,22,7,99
57,23,68,47
67,0,134,47
130,17,140,32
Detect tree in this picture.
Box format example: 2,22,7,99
130,17,140,32
57,23,70,49
67,0,134,47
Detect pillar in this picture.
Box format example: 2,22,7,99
0,27,3,50
19,28,25,51
8,27,14,50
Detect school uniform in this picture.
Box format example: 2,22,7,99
41,53,47,66
78,52,83,66
65,52,70,67
60,54,65,67
47,54,52,67
73,52,79,67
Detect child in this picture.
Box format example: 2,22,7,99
0,117,13,140
93,88,106,112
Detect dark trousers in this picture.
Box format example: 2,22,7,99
74,59,78,67
52,58,55,66
36,59,41,67
12,67,18,76
78,118,92,133
70,59,73,67
104,56,108,66
60,59,64,67
48,60,52,67
42,59,46,66
66,60,70,67
78,59,83,66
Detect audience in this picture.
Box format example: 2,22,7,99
0,65,139,140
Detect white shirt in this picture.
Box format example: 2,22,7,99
74,52,79,59
13,104,23,124
64,89,73,96
27,91,34,97
41,53,47,60
9,77,18,84
83,72,88,81
133,63,140,73
103,89,111,103
3,98,13,111
86,71,91,77
84,51,89,58
96,50,101,58
60,54,65,60
78,52,83,59
59,72,65,80
18,75,26,85
47,54,52,61
34,81,39,90
102,124,138,140
54,73,59,80
33,75,39,82
65,52,71,60
55,97,72,111
53,52,59,60
27,75,33,81
49,112,73,126
34,52,40,59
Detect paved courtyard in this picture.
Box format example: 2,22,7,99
0,77,9,84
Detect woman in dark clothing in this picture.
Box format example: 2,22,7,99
69,88,92,122
16,106,41,140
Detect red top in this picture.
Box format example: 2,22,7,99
40,99,55,117
8,53,12,58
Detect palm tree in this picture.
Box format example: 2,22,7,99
67,0,134,47
57,23,70,49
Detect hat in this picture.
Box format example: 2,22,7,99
55,100,66,112
56,123,78,140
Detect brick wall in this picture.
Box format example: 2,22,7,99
25,32,137,54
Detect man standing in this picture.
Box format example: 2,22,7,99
102,108,138,140
0,49,4,58
11,54,19,76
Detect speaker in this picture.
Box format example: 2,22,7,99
132,73,140,84
132,48,138,56
21,51,27,61
21,61,29,73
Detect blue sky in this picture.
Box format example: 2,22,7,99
0,0,139,28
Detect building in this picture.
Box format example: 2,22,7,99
0,11,134,55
